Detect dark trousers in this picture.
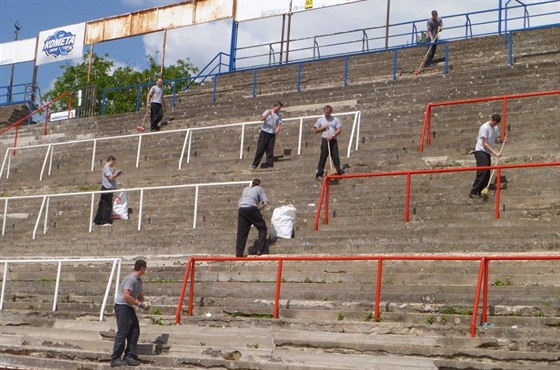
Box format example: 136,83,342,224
150,102,163,131
235,206,267,257
425,43,437,65
471,151,491,195
111,305,140,361
94,186,113,225
317,138,341,177
252,131,276,167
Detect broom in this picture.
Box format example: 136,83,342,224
326,140,338,177
135,108,149,133
414,31,439,75
481,140,506,199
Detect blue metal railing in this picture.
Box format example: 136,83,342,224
0,83,43,124
98,0,558,115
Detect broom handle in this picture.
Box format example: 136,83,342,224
417,31,439,71
327,139,334,170
486,140,506,187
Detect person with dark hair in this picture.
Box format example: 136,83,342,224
93,155,122,226
469,114,507,199
235,179,269,257
110,259,148,367
147,78,165,131
313,105,343,181
252,101,283,169
425,10,443,67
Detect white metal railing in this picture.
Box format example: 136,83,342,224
0,257,121,321
0,111,361,180
1,180,251,239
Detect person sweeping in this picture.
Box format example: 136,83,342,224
469,114,507,199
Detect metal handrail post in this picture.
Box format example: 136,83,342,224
6,152,11,179
39,144,52,181
252,69,257,98
2,199,7,236
444,43,449,75
0,262,8,310
100,259,119,321
47,144,54,177
374,258,383,321
239,124,245,160
481,258,490,323
43,196,50,234
136,135,142,168
138,189,144,231
89,193,95,233
91,140,97,172
187,129,193,164
343,56,349,87
0,148,9,179
296,63,302,92
297,118,303,156
178,129,190,169
53,261,62,311
32,195,48,240
470,258,486,337
273,259,283,318
193,185,200,229
188,261,196,316
392,49,397,81
404,173,411,222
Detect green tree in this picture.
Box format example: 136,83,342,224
44,52,198,115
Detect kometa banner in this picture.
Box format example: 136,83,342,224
36,22,85,66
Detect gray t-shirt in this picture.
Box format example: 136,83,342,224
314,116,342,139
101,164,117,189
115,272,143,306
427,17,443,37
149,85,164,104
238,185,268,208
261,109,282,134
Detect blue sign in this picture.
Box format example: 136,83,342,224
42,30,76,58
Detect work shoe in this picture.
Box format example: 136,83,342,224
251,165,257,169
124,356,141,366
110,359,125,367
469,193,482,199
101,223,113,227
316,175,323,181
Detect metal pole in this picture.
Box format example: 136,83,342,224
86,44,95,84
8,21,22,103
279,14,286,64
285,5,293,64
161,30,167,78
385,0,391,48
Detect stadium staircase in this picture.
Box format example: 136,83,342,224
0,26,558,369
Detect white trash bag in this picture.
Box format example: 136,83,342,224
271,204,297,239
112,192,129,220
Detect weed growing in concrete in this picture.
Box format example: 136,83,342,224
534,311,544,317
426,316,435,325
493,279,513,286
153,308,162,315
79,185,98,192
337,312,345,321
441,307,455,315
303,277,313,283
364,312,373,322
543,301,551,307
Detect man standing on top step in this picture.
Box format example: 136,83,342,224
252,101,283,169
147,78,165,132
235,179,269,257
425,10,443,67
314,105,343,181
469,114,507,199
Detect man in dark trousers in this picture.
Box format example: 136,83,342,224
425,10,444,67
93,155,121,226
147,78,165,131
110,259,149,367
313,105,343,181
235,179,269,257
252,101,283,169
469,114,507,199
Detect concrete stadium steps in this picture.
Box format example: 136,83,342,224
1,26,559,369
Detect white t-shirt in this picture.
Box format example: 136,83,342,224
475,121,499,153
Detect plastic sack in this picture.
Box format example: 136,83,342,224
111,192,129,220
271,204,296,239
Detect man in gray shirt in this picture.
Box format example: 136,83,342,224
235,179,269,257
147,78,165,131
93,155,122,226
111,259,148,367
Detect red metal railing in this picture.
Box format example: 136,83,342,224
175,255,560,337
419,90,560,152
314,162,560,229
0,92,73,153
